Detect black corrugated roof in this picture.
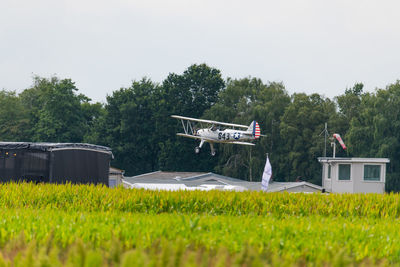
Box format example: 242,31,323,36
0,142,112,153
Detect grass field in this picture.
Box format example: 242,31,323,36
0,183,398,266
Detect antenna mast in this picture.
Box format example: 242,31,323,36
319,123,329,157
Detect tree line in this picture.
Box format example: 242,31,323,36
1,64,400,191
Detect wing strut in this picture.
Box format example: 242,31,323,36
179,118,195,135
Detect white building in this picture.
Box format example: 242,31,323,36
318,157,390,193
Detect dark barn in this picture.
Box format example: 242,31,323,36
0,142,112,185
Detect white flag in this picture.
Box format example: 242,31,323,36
261,157,272,191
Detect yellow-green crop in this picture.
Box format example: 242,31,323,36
0,183,398,266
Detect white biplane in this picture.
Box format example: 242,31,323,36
171,115,262,156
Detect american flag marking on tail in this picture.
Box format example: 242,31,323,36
253,121,261,139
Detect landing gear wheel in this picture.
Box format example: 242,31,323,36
195,147,200,154
211,150,216,156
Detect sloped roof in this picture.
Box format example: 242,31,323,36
123,171,322,192
0,142,112,153
124,171,206,184
267,182,323,192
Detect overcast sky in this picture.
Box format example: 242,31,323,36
1,0,400,102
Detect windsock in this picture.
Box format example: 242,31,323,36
333,133,347,150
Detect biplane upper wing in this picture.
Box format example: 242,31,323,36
171,115,248,129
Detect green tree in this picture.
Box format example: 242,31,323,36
279,93,337,184
82,102,105,143
334,83,364,144
346,81,400,191
162,64,225,118
20,76,90,143
93,78,160,175
336,83,364,120
0,90,29,141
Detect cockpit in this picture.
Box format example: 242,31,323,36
210,124,222,131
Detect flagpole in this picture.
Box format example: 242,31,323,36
324,122,327,157
249,147,252,182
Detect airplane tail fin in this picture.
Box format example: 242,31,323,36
247,121,261,139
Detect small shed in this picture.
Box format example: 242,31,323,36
0,142,113,185
109,167,125,188
318,157,390,193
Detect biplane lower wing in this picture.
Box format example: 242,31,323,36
177,133,254,146
176,133,214,142
228,141,255,146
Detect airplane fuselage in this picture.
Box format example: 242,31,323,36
196,128,255,143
